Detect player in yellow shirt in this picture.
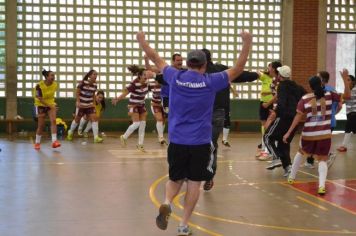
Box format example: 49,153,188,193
256,61,281,160
77,90,105,137
33,69,61,150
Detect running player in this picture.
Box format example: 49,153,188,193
77,90,106,137
284,75,342,195
112,65,156,151
67,69,103,143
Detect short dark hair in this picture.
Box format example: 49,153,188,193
42,69,53,78
171,53,181,61
318,71,330,83
201,48,212,62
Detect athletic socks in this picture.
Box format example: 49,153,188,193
342,133,351,147
156,121,164,139
35,134,41,144
290,152,303,179
51,133,57,142
138,121,146,145
318,161,328,188
123,122,140,139
84,121,92,132
223,128,229,141
92,121,99,138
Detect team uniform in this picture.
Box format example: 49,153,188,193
126,78,148,114
288,91,340,194
34,80,58,116
33,80,60,149
259,73,274,120
78,99,104,137
148,81,163,114
162,66,229,181
120,78,149,150
75,80,97,116
67,79,103,143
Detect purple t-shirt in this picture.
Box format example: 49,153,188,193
163,66,229,145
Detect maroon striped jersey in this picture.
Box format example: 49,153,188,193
126,78,148,106
148,80,162,104
297,91,340,140
77,80,97,108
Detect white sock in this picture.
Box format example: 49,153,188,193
92,121,99,139
84,121,92,132
138,121,146,145
318,161,328,188
69,120,78,132
51,133,57,142
123,122,140,139
156,121,164,138
223,128,229,141
78,117,87,132
290,152,303,179
35,134,41,144
342,133,351,147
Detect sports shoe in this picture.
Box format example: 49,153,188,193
83,132,89,138
318,187,326,195
258,152,271,161
287,177,295,184
156,204,172,230
94,136,103,143
337,146,347,152
257,143,262,149
52,140,61,148
66,131,73,141
266,159,282,170
34,143,41,150
304,162,315,169
327,152,337,169
222,140,231,147
136,144,145,152
159,137,167,145
120,135,127,147
177,225,192,236
283,165,291,177
203,179,214,191
78,130,83,136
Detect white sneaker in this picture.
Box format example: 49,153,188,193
327,152,337,169
304,162,315,169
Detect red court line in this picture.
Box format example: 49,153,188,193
292,180,356,213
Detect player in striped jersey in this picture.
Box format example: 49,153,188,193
112,65,155,151
77,90,106,137
148,79,167,145
33,69,61,150
337,71,356,152
144,55,167,145
283,76,342,195
66,69,103,143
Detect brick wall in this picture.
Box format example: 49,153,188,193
292,0,319,91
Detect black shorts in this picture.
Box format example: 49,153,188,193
224,106,231,128
259,101,273,121
162,97,169,118
168,142,214,181
345,112,356,133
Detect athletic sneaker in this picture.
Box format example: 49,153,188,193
156,204,172,230
177,225,192,236
78,130,83,136
83,132,89,138
318,187,326,195
136,144,145,152
337,146,347,152
287,177,295,184
258,152,271,161
257,143,262,149
34,143,41,150
304,162,315,169
203,179,214,191
159,137,167,145
120,135,127,147
266,159,282,170
94,136,103,143
52,140,61,148
222,140,231,147
327,152,337,169
283,165,292,177
66,131,73,141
